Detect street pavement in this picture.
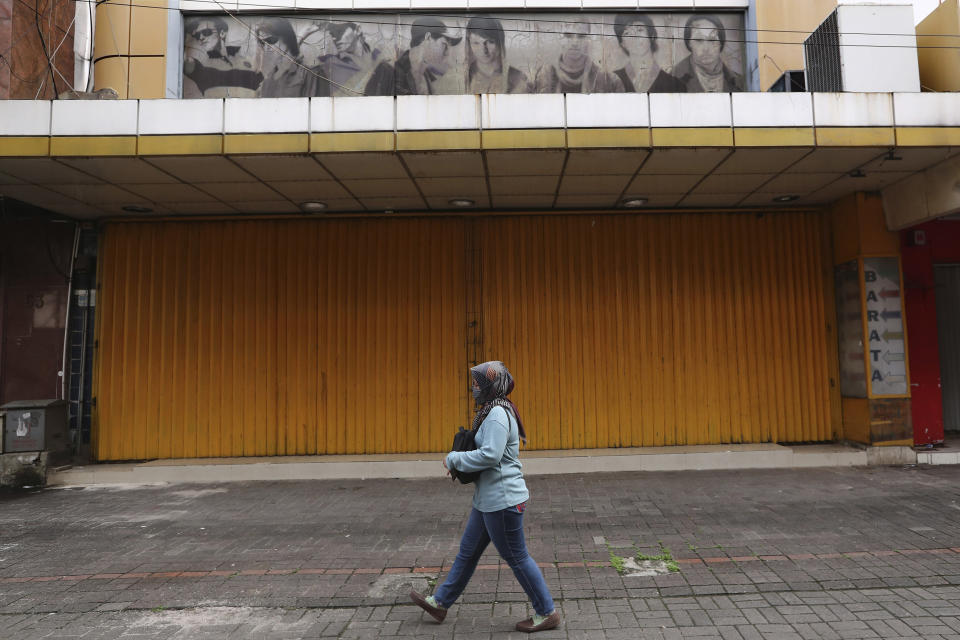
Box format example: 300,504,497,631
3,465,960,638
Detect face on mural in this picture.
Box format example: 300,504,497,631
257,24,296,77
621,23,653,60
421,33,452,74
334,24,361,56
469,33,500,68
559,22,591,66
191,20,225,55
688,19,723,71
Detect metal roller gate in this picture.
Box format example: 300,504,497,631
93,212,835,460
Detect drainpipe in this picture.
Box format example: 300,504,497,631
74,0,95,92
59,223,80,401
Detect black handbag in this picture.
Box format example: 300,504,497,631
449,411,512,485
450,426,480,484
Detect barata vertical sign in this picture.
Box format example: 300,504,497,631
863,257,907,396
835,261,866,397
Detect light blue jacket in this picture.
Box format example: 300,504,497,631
446,406,530,513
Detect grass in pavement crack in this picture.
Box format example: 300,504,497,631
607,545,627,575
636,541,680,573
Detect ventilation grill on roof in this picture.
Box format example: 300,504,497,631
804,11,843,92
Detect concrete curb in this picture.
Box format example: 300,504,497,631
45,443,928,487
918,449,960,465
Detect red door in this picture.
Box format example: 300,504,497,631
902,220,960,446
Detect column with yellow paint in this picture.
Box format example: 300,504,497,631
830,192,912,446
93,0,167,98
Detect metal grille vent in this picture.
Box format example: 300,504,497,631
804,11,842,92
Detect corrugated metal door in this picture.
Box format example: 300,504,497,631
475,213,834,449
95,212,835,460
935,265,960,431
93,219,467,460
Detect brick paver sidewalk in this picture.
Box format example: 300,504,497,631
3,465,960,638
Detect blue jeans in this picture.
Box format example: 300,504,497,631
433,504,555,616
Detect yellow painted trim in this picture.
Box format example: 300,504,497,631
481,129,565,149
138,135,223,156
396,130,481,151
0,137,50,156
651,127,733,147
50,136,138,156
567,128,651,148
224,133,309,154
872,438,913,447
734,127,815,147
815,127,895,147
311,132,395,153
895,127,960,146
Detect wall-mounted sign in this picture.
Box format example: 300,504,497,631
182,12,746,98
835,260,866,398
863,257,907,396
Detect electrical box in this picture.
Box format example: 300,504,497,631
1,400,69,457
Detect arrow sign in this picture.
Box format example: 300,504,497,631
880,309,901,321
883,352,905,364
880,289,900,299
883,330,904,341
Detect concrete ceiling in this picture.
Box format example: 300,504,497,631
0,145,957,219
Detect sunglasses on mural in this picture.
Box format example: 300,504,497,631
259,34,280,45
191,28,216,39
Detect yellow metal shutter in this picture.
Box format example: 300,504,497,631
94,219,467,460
94,211,835,460
475,212,835,449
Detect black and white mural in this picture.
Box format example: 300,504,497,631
183,13,746,98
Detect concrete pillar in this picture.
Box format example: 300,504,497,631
830,192,912,446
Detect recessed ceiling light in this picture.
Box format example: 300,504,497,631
620,197,648,208
773,195,799,203
121,205,153,213
449,198,475,208
299,201,327,213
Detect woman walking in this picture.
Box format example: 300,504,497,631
410,361,560,633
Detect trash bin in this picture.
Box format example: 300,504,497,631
1,400,69,457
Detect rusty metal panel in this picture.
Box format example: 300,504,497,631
476,212,833,449
94,219,467,460
0,219,74,405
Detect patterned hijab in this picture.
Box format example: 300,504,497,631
470,361,527,444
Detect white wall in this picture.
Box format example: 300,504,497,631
837,4,921,92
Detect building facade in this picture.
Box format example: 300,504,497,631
0,0,958,461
